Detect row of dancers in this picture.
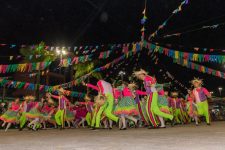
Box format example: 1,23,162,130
0,69,212,131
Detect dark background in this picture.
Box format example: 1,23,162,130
0,0,225,97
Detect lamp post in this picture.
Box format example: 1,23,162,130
56,48,67,74
118,71,126,82
218,87,223,96
210,91,214,95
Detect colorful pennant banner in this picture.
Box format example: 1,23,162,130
53,42,143,89
174,59,225,79
140,0,147,41
60,49,113,67
148,0,189,40
0,42,129,56
162,22,225,39
158,43,225,53
0,61,51,73
0,78,85,98
143,40,225,64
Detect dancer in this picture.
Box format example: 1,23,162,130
191,78,211,125
186,89,198,125
180,97,190,124
49,87,69,129
114,82,138,130
48,104,57,128
84,80,119,129
0,98,21,131
89,94,106,129
26,96,44,131
78,95,94,128
133,69,173,129
19,96,31,130
169,92,184,124
157,88,171,128
41,99,52,129
65,101,75,128
73,102,88,128
135,94,150,127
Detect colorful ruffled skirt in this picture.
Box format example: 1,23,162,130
49,114,56,123
0,110,19,123
25,108,43,119
159,105,171,114
186,102,198,117
42,112,51,121
158,96,170,114
65,109,74,121
114,96,139,116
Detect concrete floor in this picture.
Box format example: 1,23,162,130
0,122,225,150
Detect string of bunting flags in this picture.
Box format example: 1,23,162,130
140,0,147,41
53,42,143,89
174,59,225,79
0,45,114,61
0,78,86,98
0,61,51,73
60,49,113,67
142,40,225,64
0,45,141,97
158,43,225,53
28,70,49,78
0,41,131,56
60,42,142,67
148,0,189,40
162,22,225,39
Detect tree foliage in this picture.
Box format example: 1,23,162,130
20,42,56,63
74,61,102,80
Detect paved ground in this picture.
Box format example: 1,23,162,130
0,122,225,150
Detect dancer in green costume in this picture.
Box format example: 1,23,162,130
191,78,211,125
133,69,173,128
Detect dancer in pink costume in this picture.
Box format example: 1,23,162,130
186,89,198,125
114,83,139,130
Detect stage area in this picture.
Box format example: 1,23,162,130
0,122,225,150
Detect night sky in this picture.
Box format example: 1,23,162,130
0,0,225,97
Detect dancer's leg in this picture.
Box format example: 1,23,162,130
151,92,173,120
125,116,137,124
5,123,12,132
2,121,6,127
119,117,122,129
85,112,91,126
91,108,97,127
60,110,65,128
28,119,36,128
194,116,198,125
137,101,149,125
202,101,210,124
32,118,39,130
103,119,108,129
120,115,126,129
104,93,119,123
109,119,113,128
66,121,71,128
158,117,165,128
146,94,158,127
19,112,27,128
55,110,62,126
95,104,106,128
